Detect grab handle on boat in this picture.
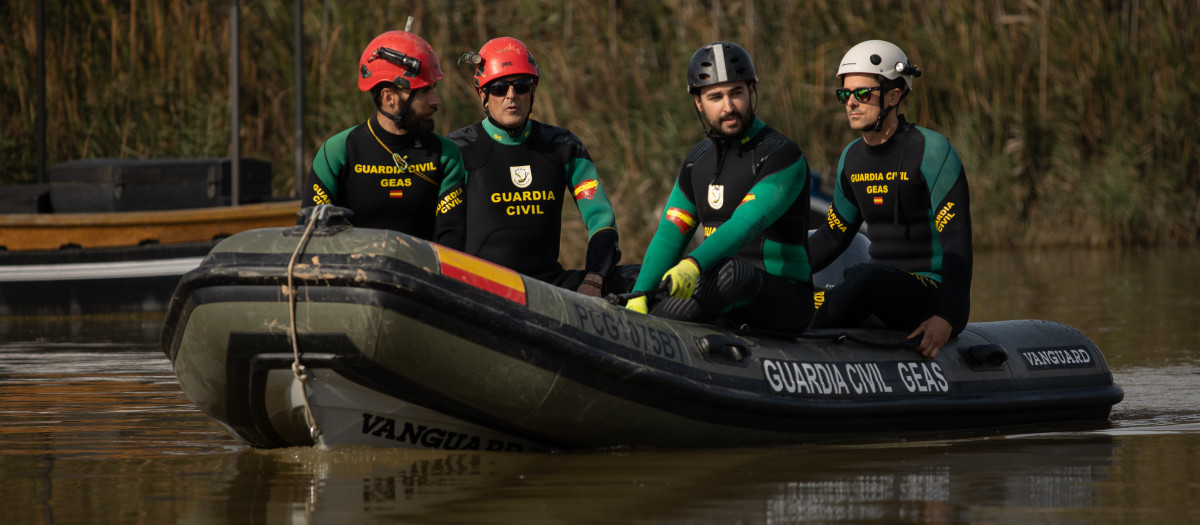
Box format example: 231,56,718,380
697,335,750,365
604,283,670,306
289,205,355,236
961,344,1009,370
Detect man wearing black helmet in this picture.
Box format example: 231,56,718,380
625,42,815,337
301,30,465,239
436,37,626,297
809,40,973,359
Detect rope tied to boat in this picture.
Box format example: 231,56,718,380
287,204,329,443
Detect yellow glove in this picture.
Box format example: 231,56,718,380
662,258,700,300
626,295,649,314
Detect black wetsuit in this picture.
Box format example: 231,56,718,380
809,115,973,335
302,115,465,240
632,118,814,336
436,119,622,289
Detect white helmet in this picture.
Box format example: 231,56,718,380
837,40,920,89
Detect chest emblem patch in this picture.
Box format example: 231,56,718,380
708,184,725,210
510,165,533,188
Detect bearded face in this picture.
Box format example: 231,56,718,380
694,81,754,137
401,87,440,135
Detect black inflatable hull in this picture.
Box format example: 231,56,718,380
161,209,1122,451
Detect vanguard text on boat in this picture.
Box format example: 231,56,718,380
161,206,1123,451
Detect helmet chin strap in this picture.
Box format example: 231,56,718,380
379,87,419,131
872,103,892,132
873,86,910,132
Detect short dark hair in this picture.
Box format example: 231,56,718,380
370,84,387,109
880,75,908,95
371,82,407,109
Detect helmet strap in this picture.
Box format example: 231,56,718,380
873,82,910,132
872,103,892,132
379,86,422,133
696,107,719,139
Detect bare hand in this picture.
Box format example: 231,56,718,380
907,315,952,359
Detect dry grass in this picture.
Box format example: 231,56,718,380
3,1,1197,265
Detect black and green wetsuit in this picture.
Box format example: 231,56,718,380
302,115,465,240
633,118,814,335
809,115,973,334
436,119,621,287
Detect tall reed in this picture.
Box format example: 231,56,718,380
2,0,1197,261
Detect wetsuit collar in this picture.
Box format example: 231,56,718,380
372,114,417,142
481,118,533,145
741,117,766,144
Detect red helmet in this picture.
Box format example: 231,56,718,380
357,31,444,92
469,37,540,88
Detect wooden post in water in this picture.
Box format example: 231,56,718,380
294,0,304,197
230,0,241,207
36,0,46,184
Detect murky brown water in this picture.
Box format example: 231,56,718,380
2,248,1198,524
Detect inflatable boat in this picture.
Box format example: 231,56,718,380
160,206,1123,451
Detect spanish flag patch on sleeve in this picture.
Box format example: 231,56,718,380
666,207,697,234
572,179,599,200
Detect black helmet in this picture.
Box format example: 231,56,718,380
687,42,757,94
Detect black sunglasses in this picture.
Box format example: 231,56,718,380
483,77,535,97
835,86,882,104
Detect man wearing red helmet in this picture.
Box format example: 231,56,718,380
301,30,465,240
625,42,815,337
435,37,626,297
809,40,973,359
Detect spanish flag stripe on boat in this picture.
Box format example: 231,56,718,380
433,245,527,305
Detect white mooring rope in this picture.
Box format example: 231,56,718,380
287,204,327,443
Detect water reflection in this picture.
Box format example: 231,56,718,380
7,429,1198,524
176,448,538,523
168,436,1126,523
0,314,162,345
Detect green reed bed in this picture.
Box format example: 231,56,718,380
2,1,1196,258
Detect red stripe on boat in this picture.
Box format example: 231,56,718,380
434,245,527,305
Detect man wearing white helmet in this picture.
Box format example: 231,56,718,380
626,42,815,337
809,40,973,359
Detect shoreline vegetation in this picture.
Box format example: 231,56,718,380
3,1,1197,264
